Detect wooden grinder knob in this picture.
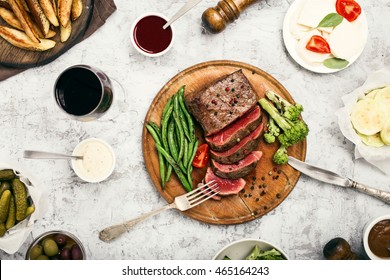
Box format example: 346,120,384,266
323,237,359,260
202,0,257,33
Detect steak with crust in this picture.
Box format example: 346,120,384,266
185,70,257,136
205,105,262,152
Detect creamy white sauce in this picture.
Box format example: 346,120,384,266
72,139,115,182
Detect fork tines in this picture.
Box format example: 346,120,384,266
187,181,220,206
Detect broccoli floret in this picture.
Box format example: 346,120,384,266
259,98,309,148
264,117,280,143
265,90,304,121
273,146,288,165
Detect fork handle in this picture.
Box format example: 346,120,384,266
99,203,176,242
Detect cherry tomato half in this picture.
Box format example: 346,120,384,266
192,143,209,168
305,35,331,54
336,0,362,22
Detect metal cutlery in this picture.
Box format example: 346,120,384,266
288,156,390,205
163,0,203,29
23,150,83,160
99,180,220,242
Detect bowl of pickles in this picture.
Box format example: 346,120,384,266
0,163,47,254
25,230,86,260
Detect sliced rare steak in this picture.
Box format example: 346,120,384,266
205,105,262,152
210,123,264,164
185,70,257,136
211,151,263,179
204,167,246,196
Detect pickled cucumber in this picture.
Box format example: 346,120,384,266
25,205,35,217
12,178,28,221
0,190,11,223
5,195,16,230
0,223,5,237
0,170,15,180
0,181,10,197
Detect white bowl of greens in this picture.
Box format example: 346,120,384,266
213,238,289,260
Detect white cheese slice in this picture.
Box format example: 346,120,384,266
328,19,365,60
289,0,311,40
298,0,337,28
296,30,332,64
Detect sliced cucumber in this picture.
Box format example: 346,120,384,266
356,132,385,147
374,86,390,118
351,98,386,136
380,119,390,145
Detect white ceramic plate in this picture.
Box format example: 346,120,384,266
282,0,368,73
212,238,289,260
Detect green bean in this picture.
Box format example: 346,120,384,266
149,122,162,142
183,139,189,168
156,144,192,192
161,102,173,151
162,97,173,118
187,140,199,171
168,119,179,161
173,110,184,162
187,165,193,188
174,90,191,141
178,87,196,141
146,124,166,187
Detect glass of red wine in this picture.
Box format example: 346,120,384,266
54,65,115,121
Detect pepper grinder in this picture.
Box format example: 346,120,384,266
201,0,258,33
323,237,361,260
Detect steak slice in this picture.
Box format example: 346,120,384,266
210,123,263,164
205,167,246,196
211,151,263,179
185,70,257,136
205,105,262,152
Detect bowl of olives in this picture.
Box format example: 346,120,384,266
25,230,86,260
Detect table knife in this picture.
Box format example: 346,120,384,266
288,156,390,205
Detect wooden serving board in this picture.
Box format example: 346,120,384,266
0,0,93,68
142,60,306,225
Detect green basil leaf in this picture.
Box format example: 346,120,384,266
323,58,349,69
317,13,343,28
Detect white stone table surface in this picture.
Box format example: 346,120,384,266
0,0,389,260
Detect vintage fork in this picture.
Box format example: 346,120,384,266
99,181,220,242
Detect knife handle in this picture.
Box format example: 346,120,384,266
350,180,390,204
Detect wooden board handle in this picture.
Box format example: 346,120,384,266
201,0,257,33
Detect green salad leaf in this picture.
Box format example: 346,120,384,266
245,245,286,260
323,58,349,69
317,13,343,28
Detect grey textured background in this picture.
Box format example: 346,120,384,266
0,0,389,260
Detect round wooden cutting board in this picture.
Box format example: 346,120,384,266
142,60,306,225
0,0,94,68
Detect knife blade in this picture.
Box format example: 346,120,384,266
288,156,350,187
288,156,390,205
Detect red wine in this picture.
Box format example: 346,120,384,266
133,15,173,54
55,67,102,116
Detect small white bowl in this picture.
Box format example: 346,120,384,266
363,214,390,260
71,138,116,183
130,12,175,57
213,238,289,260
